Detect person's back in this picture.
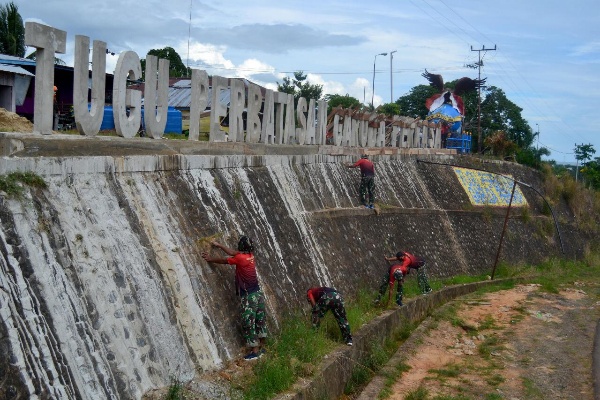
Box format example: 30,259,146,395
348,155,376,208
354,157,375,177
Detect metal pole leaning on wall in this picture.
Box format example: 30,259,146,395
491,180,517,280
415,159,565,261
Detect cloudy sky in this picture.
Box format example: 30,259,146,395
14,0,599,163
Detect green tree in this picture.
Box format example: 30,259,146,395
580,156,600,191
480,86,532,149
324,93,361,114
395,84,437,118
516,146,550,168
140,47,190,79
277,71,323,103
574,143,596,182
574,143,596,164
377,102,400,117
0,1,25,57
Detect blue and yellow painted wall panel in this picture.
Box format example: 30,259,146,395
453,167,528,206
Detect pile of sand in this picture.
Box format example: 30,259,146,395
0,107,34,133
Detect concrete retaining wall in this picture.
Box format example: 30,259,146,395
0,134,592,399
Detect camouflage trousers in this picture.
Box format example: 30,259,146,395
312,291,352,343
416,266,432,294
359,176,375,206
240,290,267,348
376,269,404,305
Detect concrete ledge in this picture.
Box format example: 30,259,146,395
0,131,456,159
275,279,511,400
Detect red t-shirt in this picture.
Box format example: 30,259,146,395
403,252,423,269
307,287,336,304
227,252,259,295
353,159,375,177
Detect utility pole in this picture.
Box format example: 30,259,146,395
371,52,387,108
470,45,496,153
390,50,397,103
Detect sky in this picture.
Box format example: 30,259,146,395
14,0,600,163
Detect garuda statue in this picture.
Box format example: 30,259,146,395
422,69,486,145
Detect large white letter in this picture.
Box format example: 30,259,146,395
144,54,169,139
24,22,66,135
246,83,262,143
228,78,245,142
261,89,275,144
73,35,106,136
74,35,106,136
113,51,142,138
341,112,352,147
375,120,386,147
188,69,208,141
315,99,328,145
295,97,307,145
333,114,342,146
209,75,228,142
284,93,295,144
304,98,316,145
273,91,288,144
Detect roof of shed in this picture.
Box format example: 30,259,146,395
0,63,34,76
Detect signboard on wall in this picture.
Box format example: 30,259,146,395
453,167,528,206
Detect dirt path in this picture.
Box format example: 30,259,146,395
385,283,600,399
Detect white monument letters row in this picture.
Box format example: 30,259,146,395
23,21,328,145
24,22,431,149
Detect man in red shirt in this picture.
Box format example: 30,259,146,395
306,287,353,346
374,251,432,307
202,236,267,361
348,154,375,209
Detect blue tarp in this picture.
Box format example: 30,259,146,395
99,106,182,134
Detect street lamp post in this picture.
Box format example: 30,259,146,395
390,50,397,103
371,52,387,108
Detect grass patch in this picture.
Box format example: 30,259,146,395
164,378,193,400
522,377,544,399
241,313,336,399
478,314,497,331
405,386,428,400
380,362,411,398
0,172,47,197
478,335,504,359
344,341,390,394
429,363,462,378
485,373,505,386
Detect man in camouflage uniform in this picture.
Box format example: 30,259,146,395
307,287,353,346
348,154,375,209
375,251,432,306
202,236,267,361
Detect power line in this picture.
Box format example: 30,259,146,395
437,0,497,45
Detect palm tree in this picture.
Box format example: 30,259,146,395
0,1,25,57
